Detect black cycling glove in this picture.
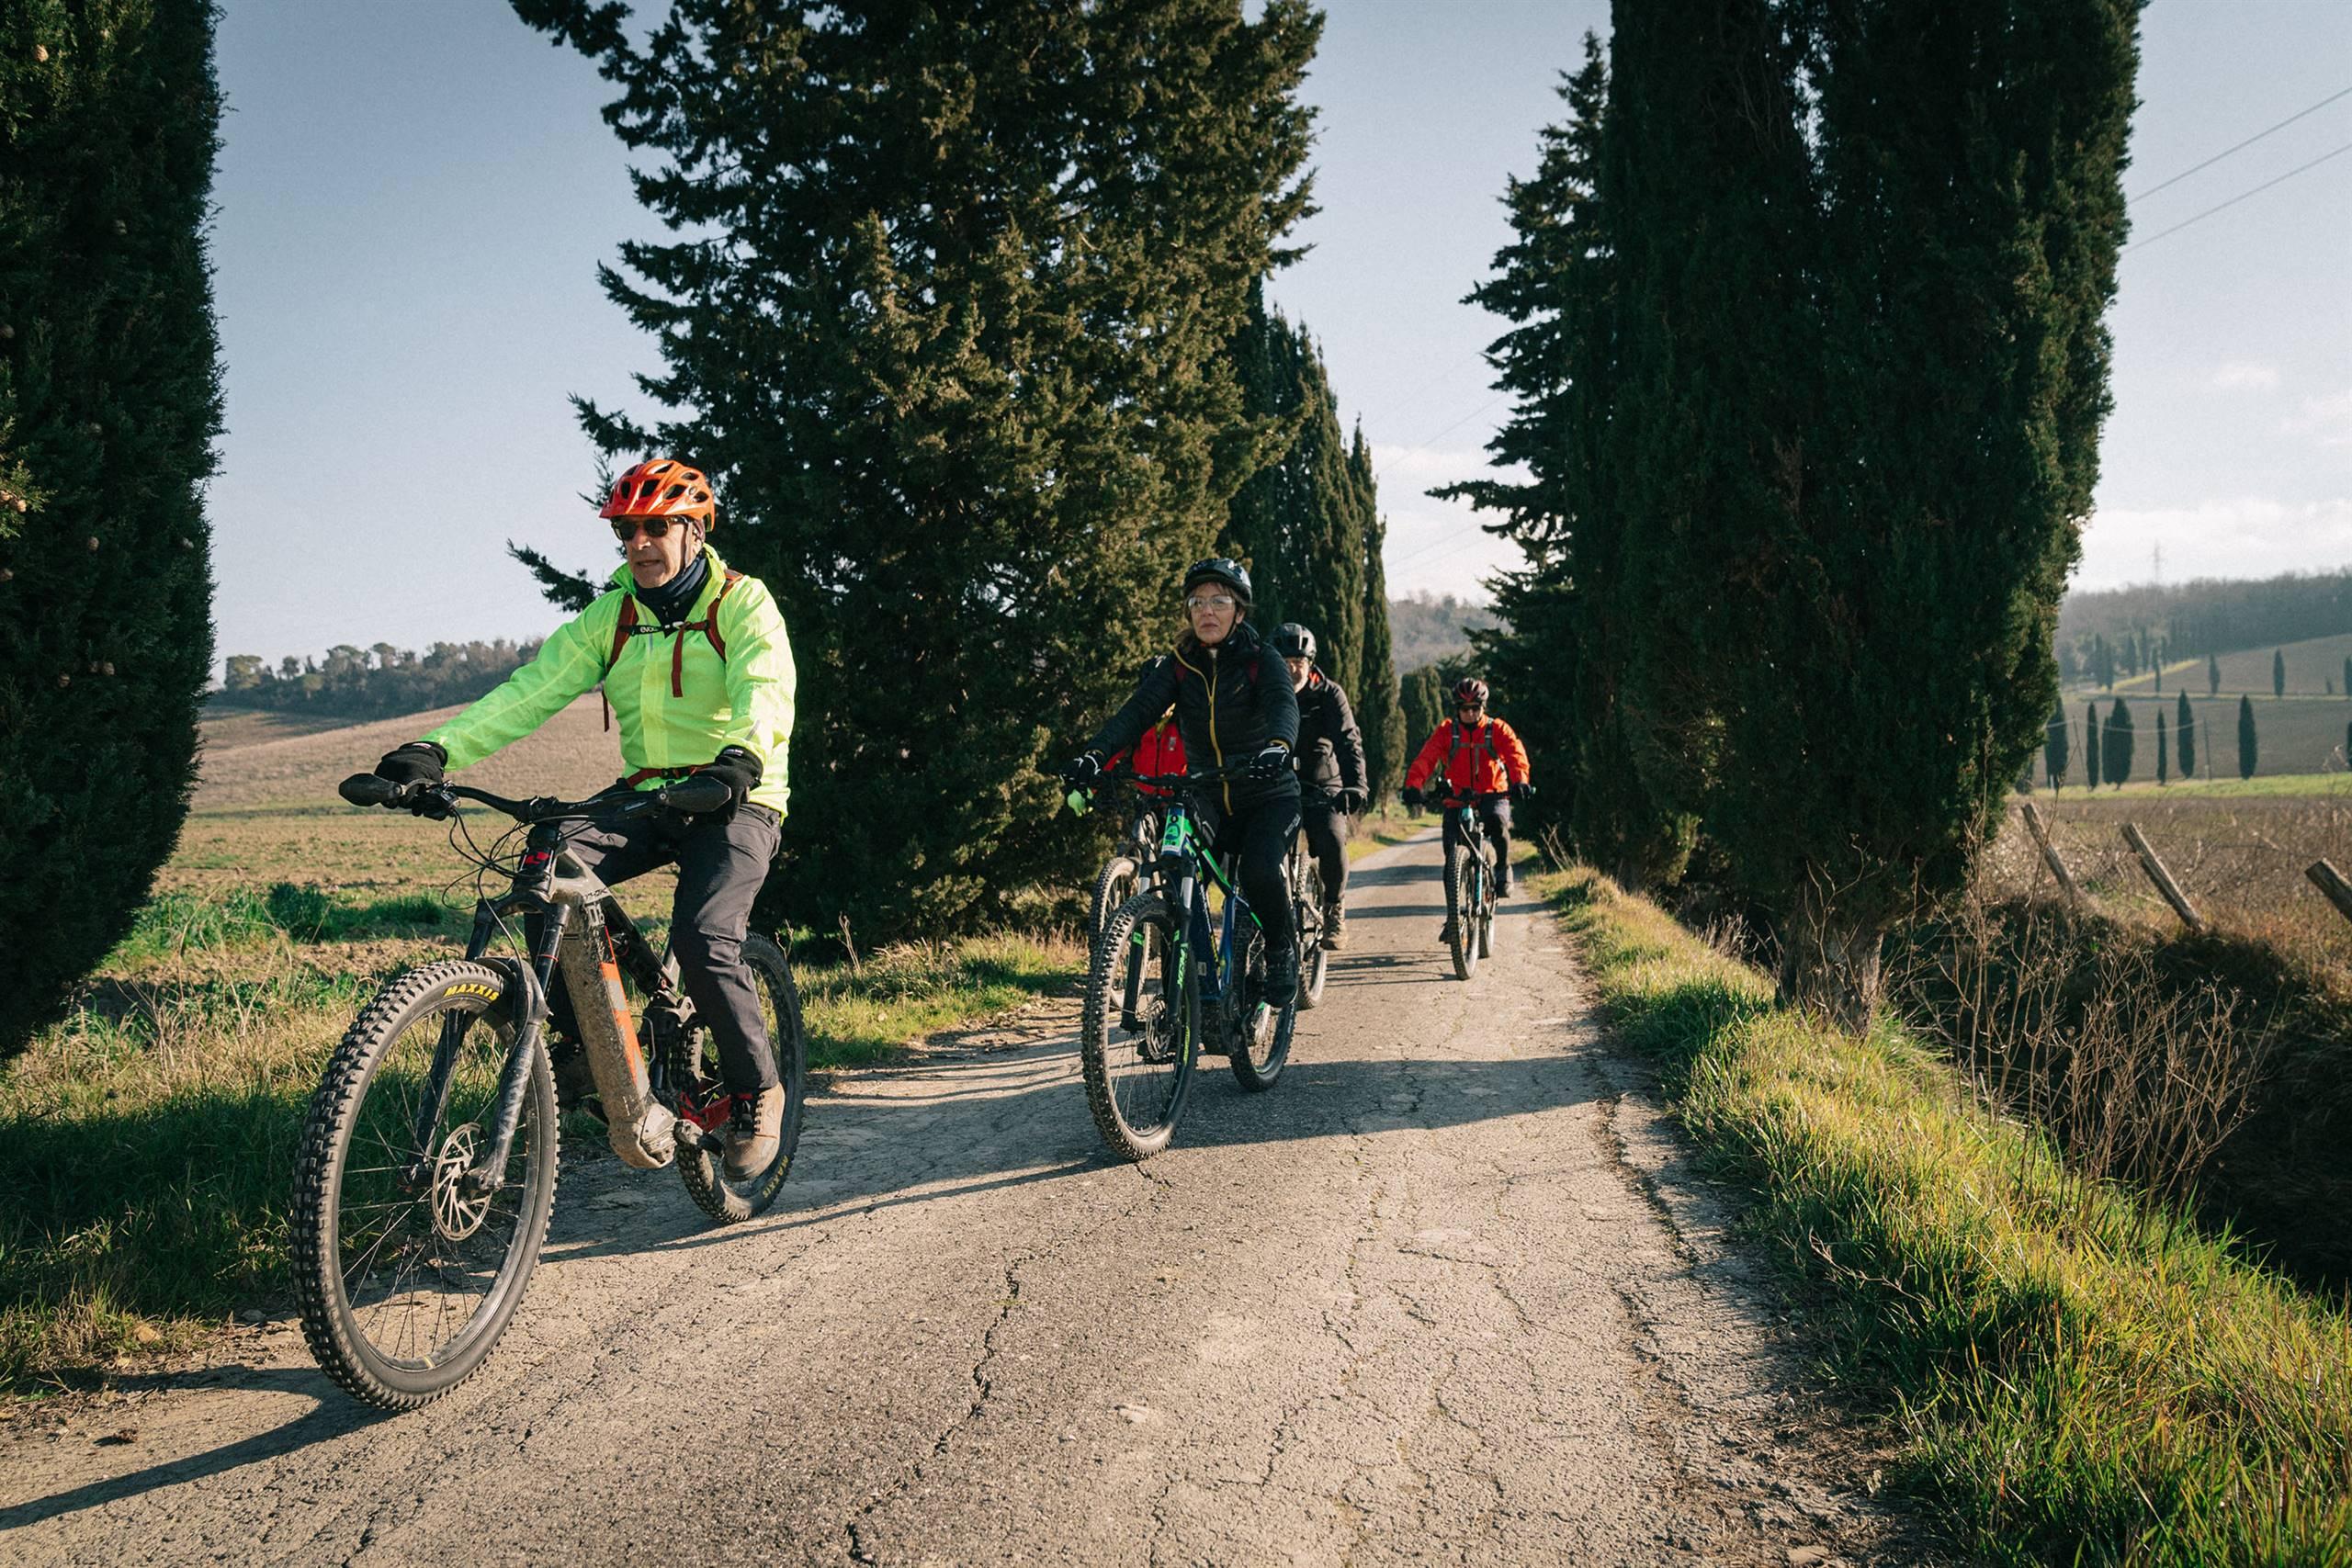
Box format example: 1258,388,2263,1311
1060,751,1104,791
1509,780,1535,805
1336,787,1367,816
1400,785,1425,811
374,740,447,788
1247,741,1290,783
700,745,763,807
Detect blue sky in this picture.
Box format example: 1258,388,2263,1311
206,1,2351,667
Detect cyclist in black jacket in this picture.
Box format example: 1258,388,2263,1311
1271,623,1366,950
1063,558,1305,998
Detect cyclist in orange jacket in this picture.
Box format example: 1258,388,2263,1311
1402,678,1532,934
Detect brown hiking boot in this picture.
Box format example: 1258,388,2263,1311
724,1086,785,1179
1322,900,1347,951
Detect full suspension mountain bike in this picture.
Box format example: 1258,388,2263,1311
289,771,807,1410
1437,793,1499,982
1073,764,1307,1160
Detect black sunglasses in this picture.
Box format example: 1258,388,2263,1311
610,516,684,542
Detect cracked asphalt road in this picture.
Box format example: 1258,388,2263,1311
2,830,1897,1566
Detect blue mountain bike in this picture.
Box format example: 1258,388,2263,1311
1075,763,1301,1159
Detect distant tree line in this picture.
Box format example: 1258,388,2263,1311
1445,5,2138,1029
1388,592,1498,673
216,640,544,719
2058,570,2352,671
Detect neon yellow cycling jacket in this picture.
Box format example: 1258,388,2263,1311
424,547,796,816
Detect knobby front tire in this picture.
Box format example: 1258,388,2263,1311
290,960,558,1411
1080,892,1196,1160
1090,854,1142,942
676,934,807,1224
1228,922,1296,1093
1447,844,1480,982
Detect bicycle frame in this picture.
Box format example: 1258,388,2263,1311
1134,795,1262,1046
422,818,693,1193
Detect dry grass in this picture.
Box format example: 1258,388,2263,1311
1990,787,2352,974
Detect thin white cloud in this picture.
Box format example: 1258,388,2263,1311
2211,361,2279,391
2288,388,2352,448
2075,496,2352,590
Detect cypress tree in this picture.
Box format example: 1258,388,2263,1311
1606,0,2139,1026
2085,702,2102,800
514,0,1318,938
1350,429,1406,804
1401,666,1446,757
0,0,224,1057
2044,699,2069,789
2095,633,2113,689
2177,689,2196,778
2341,654,2348,699
2103,699,2133,788
2239,694,2258,779
2274,647,2287,699
1220,286,1365,696
2209,651,2221,696
2156,707,2167,785
1438,35,1691,884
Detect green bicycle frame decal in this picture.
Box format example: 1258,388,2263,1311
1159,810,1193,856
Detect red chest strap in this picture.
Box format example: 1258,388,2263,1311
600,570,745,730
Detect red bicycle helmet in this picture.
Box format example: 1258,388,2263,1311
1453,677,1489,707
598,458,717,527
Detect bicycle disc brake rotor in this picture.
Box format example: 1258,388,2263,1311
430,1123,494,1241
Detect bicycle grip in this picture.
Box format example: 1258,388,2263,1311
339,773,399,807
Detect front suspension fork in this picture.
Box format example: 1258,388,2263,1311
459,905,567,1195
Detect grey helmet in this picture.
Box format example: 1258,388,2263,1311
1271,623,1317,661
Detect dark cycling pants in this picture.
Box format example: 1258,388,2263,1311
1194,789,1302,953
1300,805,1350,907
533,801,783,1092
1441,795,1512,881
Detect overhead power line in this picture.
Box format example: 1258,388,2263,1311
2130,85,2352,202
2122,138,2352,254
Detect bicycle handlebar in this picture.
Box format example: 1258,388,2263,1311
336,772,733,822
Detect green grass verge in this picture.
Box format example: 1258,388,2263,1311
1347,805,1431,863
1549,866,2352,1566
1,915,1077,1393
2037,771,2352,801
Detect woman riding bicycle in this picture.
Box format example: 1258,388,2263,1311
1402,677,1531,941
368,457,796,1179
1062,558,1304,999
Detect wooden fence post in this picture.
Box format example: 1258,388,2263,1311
2122,821,2204,931
2018,801,2084,906
2305,860,2352,929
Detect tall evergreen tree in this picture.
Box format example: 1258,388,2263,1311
2095,633,2113,689
2044,699,2069,789
2209,651,2222,696
2177,689,2196,778
2102,699,2133,788
1605,0,2140,1026
2274,647,2287,699
1400,665,1446,757
2340,654,2348,700
1220,284,1365,695
2238,694,2258,779
2155,707,2167,784
1350,429,1406,804
2085,702,2101,804
1440,35,1692,883
0,0,224,1057
514,0,1318,938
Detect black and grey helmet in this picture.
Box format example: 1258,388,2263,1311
1271,623,1316,660
1182,557,1253,608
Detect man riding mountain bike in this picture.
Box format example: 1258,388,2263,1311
368,457,797,1179
1062,558,1304,1000
1402,677,1531,943
1271,623,1367,951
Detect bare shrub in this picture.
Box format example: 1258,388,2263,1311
1895,897,2274,1212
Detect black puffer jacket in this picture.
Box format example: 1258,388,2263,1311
1294,668,1366,799
1089,621,1300,811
